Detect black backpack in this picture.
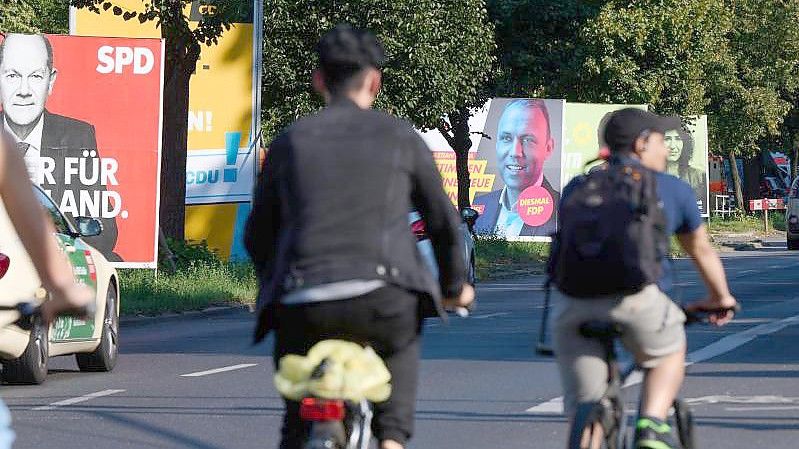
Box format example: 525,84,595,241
548,158,668,298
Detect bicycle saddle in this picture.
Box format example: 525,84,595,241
578,321,623,340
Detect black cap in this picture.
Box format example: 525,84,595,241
604,108,681,153
316,24,386,72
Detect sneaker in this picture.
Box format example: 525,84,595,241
635,416,679,449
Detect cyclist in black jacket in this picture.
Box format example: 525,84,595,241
245,25,474,449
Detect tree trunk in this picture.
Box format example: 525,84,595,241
437,108,473,211
450,109,472,211
158,15,200,242
728,150,745,213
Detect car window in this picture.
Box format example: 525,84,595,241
33,187,76,235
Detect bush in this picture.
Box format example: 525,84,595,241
118,239,257,315
160,238,222,270
118,262,257,315
473,233,549,280
708,211,786,234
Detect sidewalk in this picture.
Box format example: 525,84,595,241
711,231,787,252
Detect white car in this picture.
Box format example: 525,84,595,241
0,186,119,384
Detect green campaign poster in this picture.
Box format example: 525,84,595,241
561,103,647,188
666,116,710,217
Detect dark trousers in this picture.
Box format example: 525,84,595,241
274,285,423,448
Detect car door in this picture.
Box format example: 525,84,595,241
33,188,97,341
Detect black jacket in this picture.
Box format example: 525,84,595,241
246,99,466,342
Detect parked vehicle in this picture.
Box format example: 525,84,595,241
0,186,119,384
409,207,478,286
786,178,799,250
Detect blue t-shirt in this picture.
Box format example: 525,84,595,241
560,166,702,293
655,172,703,292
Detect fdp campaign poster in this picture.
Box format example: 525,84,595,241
0,33,164,267
471,98,566,242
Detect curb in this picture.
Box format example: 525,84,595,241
120,304,255,328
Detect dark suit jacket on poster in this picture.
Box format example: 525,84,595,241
5,110,120,260
473,177,560,238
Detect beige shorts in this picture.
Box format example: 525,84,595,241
553,284,686,416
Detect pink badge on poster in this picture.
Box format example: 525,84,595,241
517,186,554,227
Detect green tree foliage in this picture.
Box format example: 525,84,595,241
487,0,602,98
0,0,69,34
262,1,495,210
262,1,495,135
70,0,245,243
0,0,40,33
706,0,799,208
576,0,730,116
36,0,71,34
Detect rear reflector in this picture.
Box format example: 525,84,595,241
411,219,427,241
0,253,9,279
299,398,345,422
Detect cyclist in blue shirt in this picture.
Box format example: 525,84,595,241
554,109,738,449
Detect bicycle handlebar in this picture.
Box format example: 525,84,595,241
0,301,95,331
683,304,741,325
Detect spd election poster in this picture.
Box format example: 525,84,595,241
0,33,164,267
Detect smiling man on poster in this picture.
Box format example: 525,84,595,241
473,99,560,238
0,33,119,259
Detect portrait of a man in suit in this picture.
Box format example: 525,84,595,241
0,33,119,259
473,99,560,238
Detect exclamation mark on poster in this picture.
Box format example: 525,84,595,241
224,131,241,183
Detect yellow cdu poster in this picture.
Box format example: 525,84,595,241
72,0,263,260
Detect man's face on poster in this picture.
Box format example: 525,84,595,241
496,102,553,193
0,35,56,127
664,130,683,163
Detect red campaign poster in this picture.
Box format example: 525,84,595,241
0,33,164,267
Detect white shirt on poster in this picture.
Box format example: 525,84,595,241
3,115,45,185
494,171,544,238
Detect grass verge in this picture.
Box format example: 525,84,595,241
118,262,257,315
707,211,786,235
474,235,548,280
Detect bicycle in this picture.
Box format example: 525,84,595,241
567,305,739,449
297,357,376,449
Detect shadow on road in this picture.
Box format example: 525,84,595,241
697,415,799,431
689,369,799,378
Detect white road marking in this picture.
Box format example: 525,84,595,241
33,389,125,411
471,312,511,320
726,406,799,412
180,363,258,377
525,313,799,414
477,283,545,289
685,395,797,405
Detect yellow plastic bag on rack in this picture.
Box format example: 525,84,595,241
274,340,392,403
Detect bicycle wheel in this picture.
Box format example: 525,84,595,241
672,399,696,449
568,401,620,449
305,421,346,449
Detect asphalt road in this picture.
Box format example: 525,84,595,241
3,245,799,448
